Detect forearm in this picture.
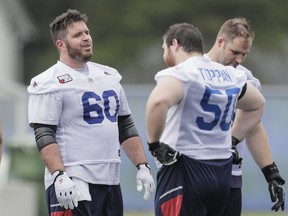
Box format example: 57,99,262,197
40,143,64,174
146,102,168,143
246,123,273,169
122,136,148,166
231,108,264,141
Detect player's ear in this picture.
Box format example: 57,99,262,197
171,38,181,50
55,39,65,50
216,37,225,48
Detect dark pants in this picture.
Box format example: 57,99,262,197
46,183,123,216
221,175,242,216
155,155,232,216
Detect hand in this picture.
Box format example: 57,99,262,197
53,171,80,209
269,180,285,211
148,141,181,165
262,162,285,211
231,144,242,165
136,164,155,200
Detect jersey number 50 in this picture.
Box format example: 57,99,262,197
196,86,240,131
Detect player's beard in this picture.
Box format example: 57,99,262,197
163,48,176,67
66,42,92,63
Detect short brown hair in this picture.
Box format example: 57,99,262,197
217,17,255,42
163,23,204,54
49,9,88,43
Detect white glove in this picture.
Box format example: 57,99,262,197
136,164,155,200
53,171,80,209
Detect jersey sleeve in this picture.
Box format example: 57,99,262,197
28,92,62,127
118,86,131,116
155,64,192,83
236,65,261,90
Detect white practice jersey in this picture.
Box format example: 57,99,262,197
155,56,247,160
203,54,262,176
28,61,131,187
231,64,261,176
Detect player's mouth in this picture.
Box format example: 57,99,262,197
230,62,239,68
82,44,92,49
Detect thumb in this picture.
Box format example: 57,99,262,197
136,178,143,192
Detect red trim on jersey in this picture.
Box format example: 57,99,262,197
160,194,183,216
51,210,73,216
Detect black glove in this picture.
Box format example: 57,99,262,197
231,136,242,165
148,141,181,165
262,162,285,211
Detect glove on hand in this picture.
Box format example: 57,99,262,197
136,163,155,200
148,141,181,165
231,136,242,165
262,162,285,211
53,171,80,209
231,144,242,165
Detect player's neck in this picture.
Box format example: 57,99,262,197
206,45,218,61
178,52,202,64
59,57,87,69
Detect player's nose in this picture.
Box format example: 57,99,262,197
235,55,244,65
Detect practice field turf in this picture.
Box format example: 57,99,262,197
125,211,288,216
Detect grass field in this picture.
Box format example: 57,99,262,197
126,211,288,216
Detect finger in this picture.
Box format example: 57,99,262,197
73,199,78,208
72,191,79,208
143,183,151,200
271,201,281,212
269,186,276,202
143,190,151,200
57,195,64,208
68,199,74,209
63,201,69,210
272,198,284,212
136,178,143,192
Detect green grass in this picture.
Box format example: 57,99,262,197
125,211,288,216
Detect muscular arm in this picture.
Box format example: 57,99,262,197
118,114,149,166
121,136,148,166
245,122,273,168
232,82,266,141
146,76,184,143
40,143,64,174
32,123,64,174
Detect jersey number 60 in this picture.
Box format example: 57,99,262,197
82,90,120,124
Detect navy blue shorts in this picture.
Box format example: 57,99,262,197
46,183,123,216
221,187,242,216
155,155,232,216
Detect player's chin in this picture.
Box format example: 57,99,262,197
83,52,93,59
230,62,239,68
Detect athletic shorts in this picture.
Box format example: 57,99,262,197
155,154,232,216
220,187,242,216
46,183,123,216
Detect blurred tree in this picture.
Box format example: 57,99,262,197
22,0,288,84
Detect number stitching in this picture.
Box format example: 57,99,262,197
82,90,120,124
196,86,240,131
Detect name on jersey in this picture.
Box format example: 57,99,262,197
198,68,232,82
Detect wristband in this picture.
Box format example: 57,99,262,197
232,136,240,146
261,162,285,184
136,163,150,170
148,141,160,152
52,170,64,183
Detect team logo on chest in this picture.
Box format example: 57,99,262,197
57,74,73,84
